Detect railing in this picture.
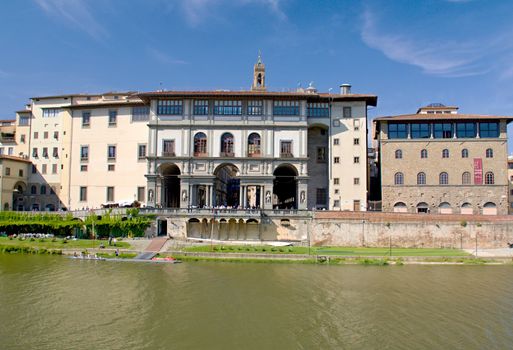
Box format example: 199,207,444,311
280,153,294,158
219,152,234,157
162,151,176,157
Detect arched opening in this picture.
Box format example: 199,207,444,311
483,202,497,215
3,203,9,211
273,164,298,209
214,164,240,208
45,204,55,212
193,132,207,157
248,133,261,157
461,202,473,215
393,202,407,213
160,163,181,208
438,202,452,214
416,202,429,214
12,181,26,211
220,133,234,157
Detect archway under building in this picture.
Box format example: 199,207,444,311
273,164,298,209
460,202,473,215
416,202,429,214
438,202,453,214
483,202,497,215
160,163,181,208
214,163,240,208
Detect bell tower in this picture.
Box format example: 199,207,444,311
251,51,266,91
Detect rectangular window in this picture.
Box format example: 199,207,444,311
354,177,360,185
214,100,242,115
157,100,182,115
316,188,327,206
132,106,150,121
388,123,408,139
19,116,29,126
162,140,175,156
106,187,114,202
80,187,87,201
343,106,352,118
433,122,453,138
334,157,340,163
333,138,339,145
334,178,339,185
334,199,340,207
353,138,360,145
479,122,499,138
53,147,58,158
80,165,88,172
193,100,209,115
108,164,115,171
247,100,263,115
52,164,57,174
280,141,293,157
307,103,329,117
80,146,89,161
273,101,299,116
19,169,23,177
138,144,147,159
82,111,91,127
32,148,38,158
0,148,4,155
20,134,26,143
5,167,10,176
32,165,36,174
41,164,47,174
107,145,116,160
137,186,145,202
54,131,59,140
456,122,477,138
334,189,339,194
42,147,48,158
353,119,360,131
317,147,326,162
8,147,13,155
108,110,117,126
43,131,48,139
42,108,60,118
34,132,38,139
411,123,431,138
354,156,360,164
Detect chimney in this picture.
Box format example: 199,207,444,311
340,83,351,95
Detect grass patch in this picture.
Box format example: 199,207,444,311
0,244,62,255
0,237,130,250
167,254,317,264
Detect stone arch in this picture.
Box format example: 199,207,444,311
213,163,240,207
248,132,261,157
393,202,407,213
460,202,473,215
273,164,298,209
159,163,181,208
483,202,497,215
220,132,234,156
416,202,429,213
438,202,452,214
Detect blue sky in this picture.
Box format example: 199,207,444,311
1,0,513,150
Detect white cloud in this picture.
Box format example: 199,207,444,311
147,47,188,65
34,0,108,40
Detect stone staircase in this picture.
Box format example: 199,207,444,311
134,237,168,260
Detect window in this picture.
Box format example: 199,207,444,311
343,106,352,118
247,100,263,115
462,149,469,158
334,178,339,185
194,132,207,156
132,106,150,121
82,111,91,127
333,138,339,145
34,132,38,139
334,189,339,194
353,138,360,145
108,110,117,126
107,145,116,160
5,167,10,176
433,123,453,138
214,100,242,115
248,133,261,157
486,148,493,158
456,122,476,138
53,147,58,158
20,134,26,143
19,116,29,126
193,100,209,115
439,172,449,185
442,149,449,158
106,187,114,202
485,172,494,185
316,188,327,206
420,149,428,158
41,164,47,174
388,123,408,139
80,146,89,161
353,119,360,131
354,177,360,185
411,123,430,138
479,122,499,138
334,157,340,163
157,100,182,115
462,172,471,185
280,140,293,157
307,103,329,117
19,169,23,177
334,200,340,207
31,165,36,174
317,147,326,162
394,172,404,185
417,172,426,185
44,131,48,139
31,185,37,195
220,133,234,156
162,140,175,157
52,164,57,174
42,147,48,158
138,144,147,159
80,165,88,172
53,131,59,140
108,164,115,171
273,101,299,116
395,149,402,159
40,185,46,195
42,108,59,118
137,187,145,202
8,147,13,155
353,156,360,164
80,187,87,201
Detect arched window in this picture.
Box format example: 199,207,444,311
417,172,426,185
462,172,471,185
248,133,261,157
394,172,404,185
40,185,46,195
420,149,428,159
462,149,468,158
485,172,494,184
193,132,207,156
442,149,449,158
220,132,234,156
439,172,449,185
486,148,493,158
395,149,402,159
31,185,36,195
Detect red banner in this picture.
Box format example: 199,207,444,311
474,158,483,185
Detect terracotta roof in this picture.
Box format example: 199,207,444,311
137,90,378,106
374,113,513,122
0,155,31,163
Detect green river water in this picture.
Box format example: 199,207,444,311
1,255,512,349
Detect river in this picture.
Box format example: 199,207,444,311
0,255,512,349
